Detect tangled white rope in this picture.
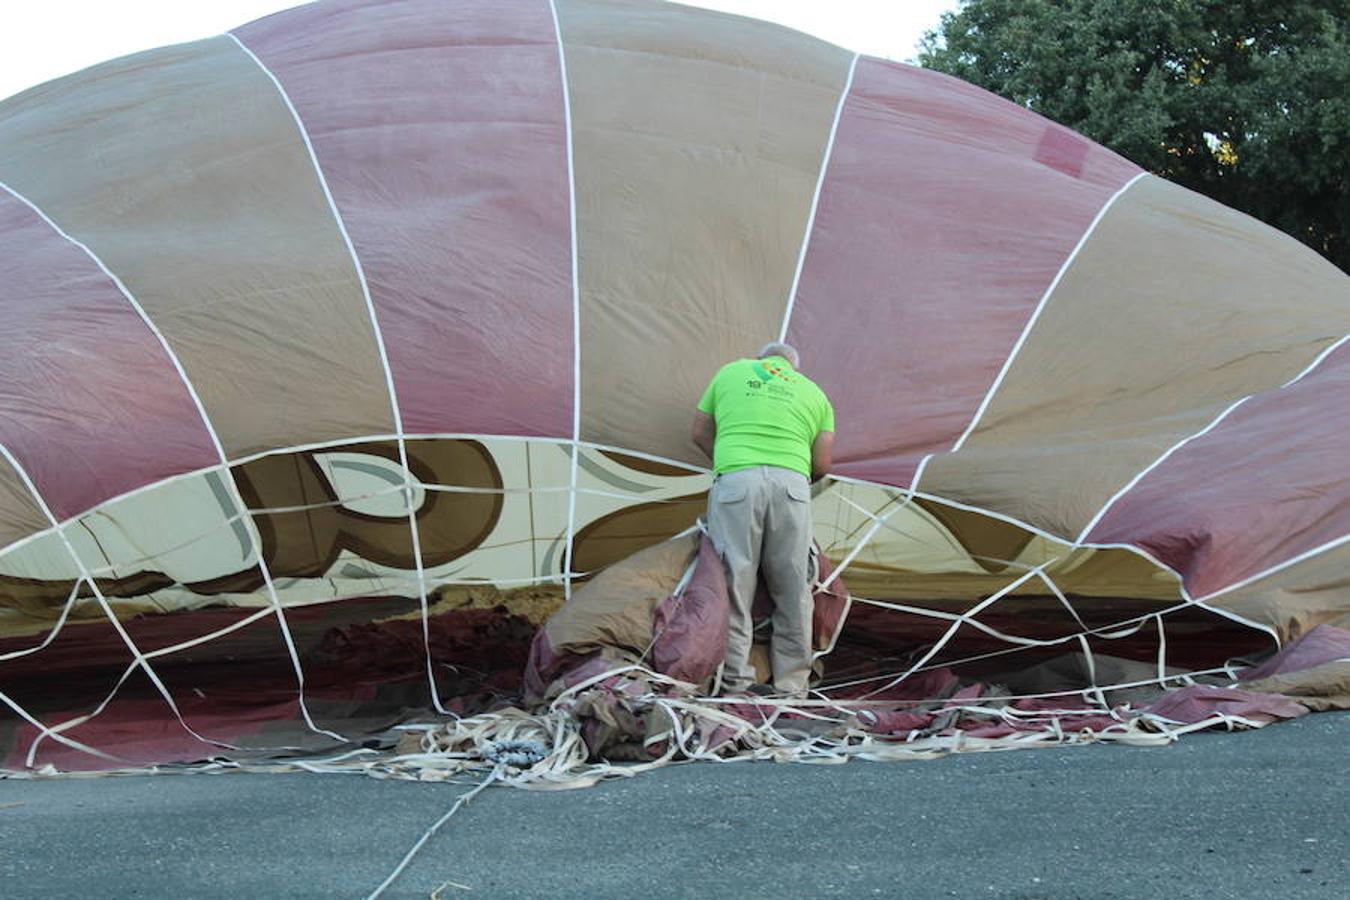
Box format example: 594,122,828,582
348,648,1267,897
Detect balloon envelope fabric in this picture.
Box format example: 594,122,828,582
0,0,1346,772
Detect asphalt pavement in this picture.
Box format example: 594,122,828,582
1,712,1346,899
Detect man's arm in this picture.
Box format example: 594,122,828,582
692,411,716,463
810,430,834,482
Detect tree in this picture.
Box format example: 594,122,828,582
919,0,1350,272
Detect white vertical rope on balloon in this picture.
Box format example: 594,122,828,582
906,446,935,494
778,52,860,343
1074,632,1112,713
1154,614,1169,686
225,32,451,716
547,0,583,603
948,171,1150,453
0,178,345,743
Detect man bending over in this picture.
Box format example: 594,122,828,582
691,341,835,697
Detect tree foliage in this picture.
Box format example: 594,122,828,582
920,0,1349,271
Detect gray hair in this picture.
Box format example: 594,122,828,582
757,341,800,368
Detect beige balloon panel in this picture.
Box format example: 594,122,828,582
0,434,1186,642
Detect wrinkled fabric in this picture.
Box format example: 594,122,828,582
1144,685,1309,725
650,537,730,683
1239,624,1350,682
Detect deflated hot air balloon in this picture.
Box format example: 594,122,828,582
0,0,1346,773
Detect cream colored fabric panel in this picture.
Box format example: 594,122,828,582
812,482,1183,602
1242,663,1350,711
0,457,46,550
924,177,1350,538
0,37,393,458
557,0,853,460
1209,544,1350,641
839,547,1183,604
544,531,697,652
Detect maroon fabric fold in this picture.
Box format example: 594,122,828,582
1239,625,1350,682
1143,685,1308,725
1087,342,1350,598
651,537,730,684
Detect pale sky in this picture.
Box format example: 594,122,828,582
0,0,960,101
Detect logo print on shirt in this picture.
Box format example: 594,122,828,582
751,361,794,384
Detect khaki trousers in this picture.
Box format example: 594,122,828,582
706,465,813,694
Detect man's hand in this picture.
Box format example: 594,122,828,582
810,431,834,482
692,411,716,462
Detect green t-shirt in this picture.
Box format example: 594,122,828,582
696,356,835,477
